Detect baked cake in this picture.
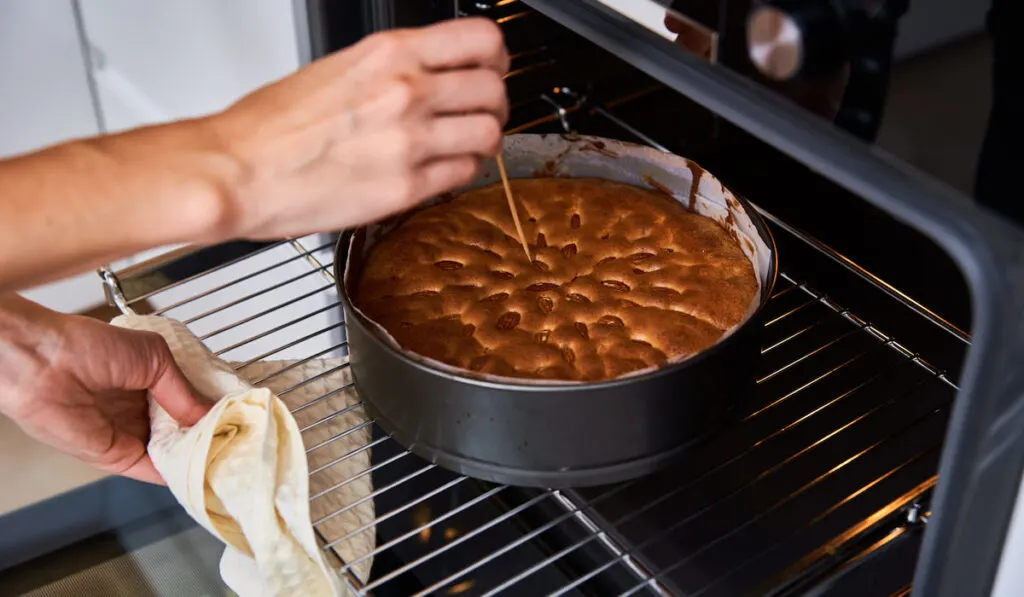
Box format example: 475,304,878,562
354,177,759,382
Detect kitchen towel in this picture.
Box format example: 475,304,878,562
112,315,374,596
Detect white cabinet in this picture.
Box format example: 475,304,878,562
0,1,99,158
79,0,301,131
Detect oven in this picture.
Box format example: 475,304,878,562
2,1,1022,596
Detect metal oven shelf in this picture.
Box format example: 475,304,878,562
99,99,966,595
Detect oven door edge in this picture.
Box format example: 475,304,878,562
302,0,381,60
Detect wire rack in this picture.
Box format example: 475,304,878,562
100,224,957,596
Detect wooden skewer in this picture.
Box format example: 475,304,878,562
496,153,532,262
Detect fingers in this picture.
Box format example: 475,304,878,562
413,157,482,202
362,113,502,174
138,333,210,427
423,69,509,124
423,114,504,160
351,19,508,129
410,18,509,75
339,111,501,212
352,66,508,131
150,357,209,427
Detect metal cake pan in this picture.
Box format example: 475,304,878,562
335,134,778,488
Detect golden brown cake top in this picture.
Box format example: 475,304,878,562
354,177,758,382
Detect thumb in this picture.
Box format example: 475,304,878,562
144,337,211,427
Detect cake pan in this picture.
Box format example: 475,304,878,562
335,134,777,488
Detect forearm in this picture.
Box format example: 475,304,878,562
0,117,237,292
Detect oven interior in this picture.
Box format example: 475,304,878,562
312,1,971,595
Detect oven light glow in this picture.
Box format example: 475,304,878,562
447,580,475,594
413,505,433,543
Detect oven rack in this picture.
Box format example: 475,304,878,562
98,101,964,596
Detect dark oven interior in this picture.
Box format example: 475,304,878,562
297,1,975,596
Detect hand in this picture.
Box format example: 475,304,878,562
0,296,209,484
211,17,511,240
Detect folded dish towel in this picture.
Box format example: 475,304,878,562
112,316,375,596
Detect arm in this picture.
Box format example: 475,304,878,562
0,120,232,291
0,17,510,293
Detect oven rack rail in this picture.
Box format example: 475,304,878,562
98,101,963,597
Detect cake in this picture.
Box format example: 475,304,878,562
354,177,759,382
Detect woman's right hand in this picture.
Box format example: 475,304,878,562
210,17,511,240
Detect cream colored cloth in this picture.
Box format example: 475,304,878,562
112,316,375,596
